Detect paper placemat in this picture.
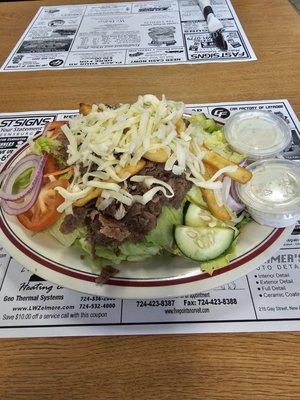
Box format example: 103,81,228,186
1,0,256,72
0,99,299,338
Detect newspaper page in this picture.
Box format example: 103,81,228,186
1,0,256,72
0,100,299,338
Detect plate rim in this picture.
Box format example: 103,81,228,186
0,223,292,298
0,212,286,288
0,138,294,298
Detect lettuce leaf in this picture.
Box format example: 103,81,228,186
200,239,237,275
32,137,61,156
46,216,87,247
71,204,182,265
119,241,161,262
203,130,244,164
236,214,252,230
74,237,121,263
191,113,219,133
12,167,34,194
145,204,183,250
191,114,245,163
77,237,160,264
48,204,182,267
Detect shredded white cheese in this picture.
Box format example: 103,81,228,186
56,95,229,210
214,188,224,207
130,175,174,197
208,165,238,182
114,203,126,220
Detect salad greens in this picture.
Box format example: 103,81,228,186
12,167,34,194
40,109,249,276
47,195,239,274
32,136,61,156
47,204,183,269
191,113,245,163
46,216,86,248
200,239,237,275
146,204,183,250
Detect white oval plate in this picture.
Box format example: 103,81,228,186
0,142,293,299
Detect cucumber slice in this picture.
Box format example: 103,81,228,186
184,203,239,237
185,186,207,209
184,202,215,227
174,225,235,262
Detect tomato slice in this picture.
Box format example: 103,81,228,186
17,179,69,233
44,155,59,175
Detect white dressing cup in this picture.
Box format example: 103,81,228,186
235,159,300,228
224,110,292,160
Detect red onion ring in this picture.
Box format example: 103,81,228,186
225,159,248,213
230,181,240,203
0,155,46,215
226,193,245,214
0,168,9,187
220,176,245,213
1,173,43,215
0,155,46,201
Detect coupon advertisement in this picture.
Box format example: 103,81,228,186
1,0,256,72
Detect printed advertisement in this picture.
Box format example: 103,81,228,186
1,0,256,72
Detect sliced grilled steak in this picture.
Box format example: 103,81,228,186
90,162,191,246
95,266,119,284
60,161,192,250
101,201,120,219
98,214,131,242
138,162,192,208
60,206,89,234
123,203,158,236
88,214,131,255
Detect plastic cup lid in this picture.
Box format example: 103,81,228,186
223,110,292,158
236,159,300,214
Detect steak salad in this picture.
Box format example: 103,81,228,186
0,95,253,281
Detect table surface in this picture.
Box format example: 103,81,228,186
0,0,299,399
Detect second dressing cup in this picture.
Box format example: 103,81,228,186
223,110,292,161
235,159,300,228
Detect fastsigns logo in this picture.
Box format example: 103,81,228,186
0,117,53,128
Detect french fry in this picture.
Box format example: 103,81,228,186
74,188,102,207
201,148,252,184
204,164,218,177
74,160,146,207
116,159,146,177
144,148,169,163
201,190,231,222
201,164,231,222
175,118,186,135
79,103,92,116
